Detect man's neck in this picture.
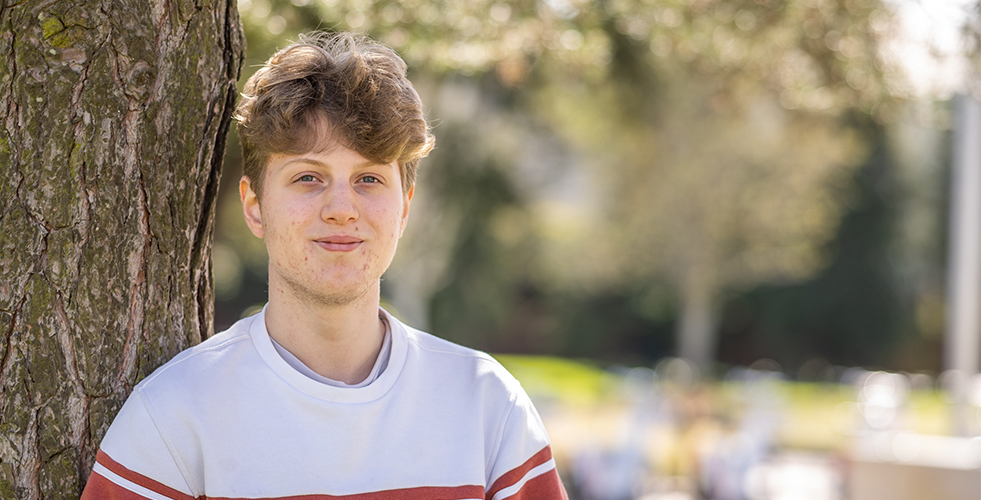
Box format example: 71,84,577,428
263,279,386,385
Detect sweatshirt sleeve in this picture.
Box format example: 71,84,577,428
485,390,568,500
81,389,196,500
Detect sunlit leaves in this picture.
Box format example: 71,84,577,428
530,41,870,309
234,0,924,118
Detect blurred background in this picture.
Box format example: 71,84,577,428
211,0,981,498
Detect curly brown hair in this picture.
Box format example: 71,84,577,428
234,32,435,198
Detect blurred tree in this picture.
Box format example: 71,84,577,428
0,0,242,496
527,0,894,369
717,124,916,370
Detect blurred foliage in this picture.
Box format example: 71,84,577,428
718,127,917,369
530,33,872,367
214,0,977,372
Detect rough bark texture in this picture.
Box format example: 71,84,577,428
0,0,243,497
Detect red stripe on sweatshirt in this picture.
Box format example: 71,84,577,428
81,471,175,500
492,468,568,500
82,450,197,500
204,485,485,500
485,446,560,500
82,451,487,500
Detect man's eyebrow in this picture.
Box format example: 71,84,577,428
281,157,387,169
281,158,327,168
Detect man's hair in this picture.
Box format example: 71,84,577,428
234,32,435,198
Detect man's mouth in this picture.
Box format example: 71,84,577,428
315,236,363,252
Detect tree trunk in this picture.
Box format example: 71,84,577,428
676,264,720,374
0,0,243,497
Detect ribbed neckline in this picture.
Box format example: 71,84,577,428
269,320,391,388
248,305,408,403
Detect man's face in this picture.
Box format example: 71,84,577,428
239,140,413,306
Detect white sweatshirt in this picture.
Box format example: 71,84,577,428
82,308,567,500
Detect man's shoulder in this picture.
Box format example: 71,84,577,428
402,324,502,368
135,315,257,392
397,322,523,395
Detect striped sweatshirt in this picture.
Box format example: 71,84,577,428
81,308,567,500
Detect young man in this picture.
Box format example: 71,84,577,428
81,33,568,499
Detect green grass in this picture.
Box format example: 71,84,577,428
493,355,963,451
493,354,618,406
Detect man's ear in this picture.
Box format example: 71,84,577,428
240,176,265,238
399,185,414,237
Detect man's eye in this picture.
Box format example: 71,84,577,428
298,174,316,182
359,175,380,184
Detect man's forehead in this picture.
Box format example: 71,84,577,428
266,143,397,171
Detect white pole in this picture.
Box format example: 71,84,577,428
943,94,981,376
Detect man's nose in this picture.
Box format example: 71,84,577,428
321,183,358,223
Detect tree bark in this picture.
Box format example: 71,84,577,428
0,0,243,497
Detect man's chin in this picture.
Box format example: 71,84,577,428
281,276,377,308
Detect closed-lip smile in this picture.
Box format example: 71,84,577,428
315,236,363,252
